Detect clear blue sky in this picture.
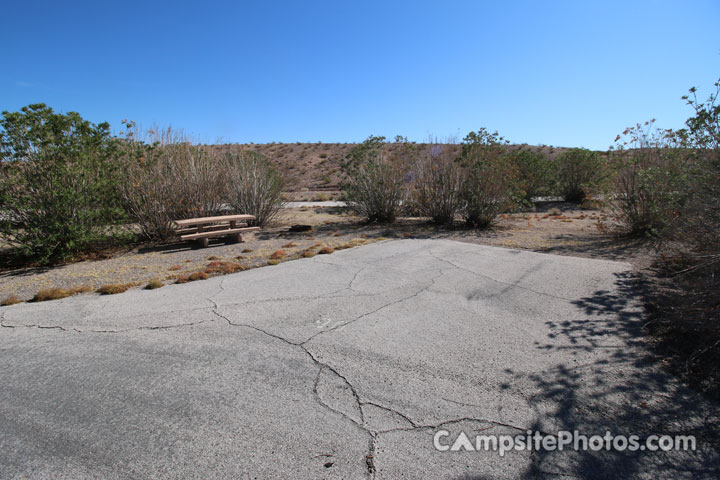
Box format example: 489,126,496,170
2,0,718,149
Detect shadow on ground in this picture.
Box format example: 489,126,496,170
496,272,720,478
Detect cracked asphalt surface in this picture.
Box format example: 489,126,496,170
1,239,718,479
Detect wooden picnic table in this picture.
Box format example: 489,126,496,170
173,214,259,247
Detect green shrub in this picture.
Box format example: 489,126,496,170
510,149,555,201
342,136,408,223
145,279,164,290
0,104,126,263
555,148,607,202
458,129,516,228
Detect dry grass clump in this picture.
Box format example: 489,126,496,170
242,248,253,253
97,282,138,295
204,261,247,275
267,259,281,265
168,265,183,271
176,271,209,284
207,255,220,261
318,246,335,254
145,279,164,290
301,249,316,258
1,295,23,306
335,238,368,250
282,242,297,248
31,285,92,302
270,250,286,260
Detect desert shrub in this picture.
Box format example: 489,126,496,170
318,246,334,254
342,136,408,223
0,104,126,263
145,279,164,290
458,129,516,228
412,144,464,225
97,283,137,295
555,148,607,202
175,271,209,284
204,261,245,274
120,140,230,240
225,151,284,226
510,149,555,201
31,286,92,302
1,295,22,306
610,122,689,237
673,79,720,267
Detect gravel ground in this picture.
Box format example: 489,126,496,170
0,203,651,303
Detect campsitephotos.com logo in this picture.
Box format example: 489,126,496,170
433,429,696,456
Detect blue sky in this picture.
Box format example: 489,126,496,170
2,0,719,149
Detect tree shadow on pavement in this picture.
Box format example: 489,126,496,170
498,271,720,479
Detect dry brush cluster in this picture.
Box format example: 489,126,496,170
120,126,284,240
0,110,285,264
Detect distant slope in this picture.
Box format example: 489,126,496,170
209,143,573,192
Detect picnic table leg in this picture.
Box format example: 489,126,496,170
196,238,209,248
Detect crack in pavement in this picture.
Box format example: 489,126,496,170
428,250,574,302
301,266,452,346
360,401,418,429
0,244,621,477
210,305,547,478
0,307,216,334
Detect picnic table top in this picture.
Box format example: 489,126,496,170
173,214,256,227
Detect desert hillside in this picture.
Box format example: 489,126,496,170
210,142,573,193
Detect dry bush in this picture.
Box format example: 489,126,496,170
205,261,246,274
97,283,137,295
31,286,92,302
176,271,209,284
301,249,316,258
121,143,230,240
145,279,164,290
282,242,297,248
270,250,286,259
225,151,284,226
1,295,22,306
412,145,464,225
267,259,281,265
610,122,689,237
318,246,334,254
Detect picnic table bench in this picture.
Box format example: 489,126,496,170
173,214,260,248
